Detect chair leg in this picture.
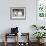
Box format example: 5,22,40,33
4,41,7,46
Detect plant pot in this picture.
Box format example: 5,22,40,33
37,39,40,43
40,38,45,43
37,39,45,44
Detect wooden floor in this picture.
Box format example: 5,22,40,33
0,42,46,46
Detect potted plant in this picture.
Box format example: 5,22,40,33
32,25,46,43
33,32,46,43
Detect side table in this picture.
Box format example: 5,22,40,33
4,33,18,46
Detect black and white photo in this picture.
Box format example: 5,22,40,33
10,7,26,20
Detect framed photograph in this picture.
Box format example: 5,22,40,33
10,7,26,20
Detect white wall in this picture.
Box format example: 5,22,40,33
0,0,36,42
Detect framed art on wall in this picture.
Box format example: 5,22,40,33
36,0,46,26
37,0,46,19
10,7,26,20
